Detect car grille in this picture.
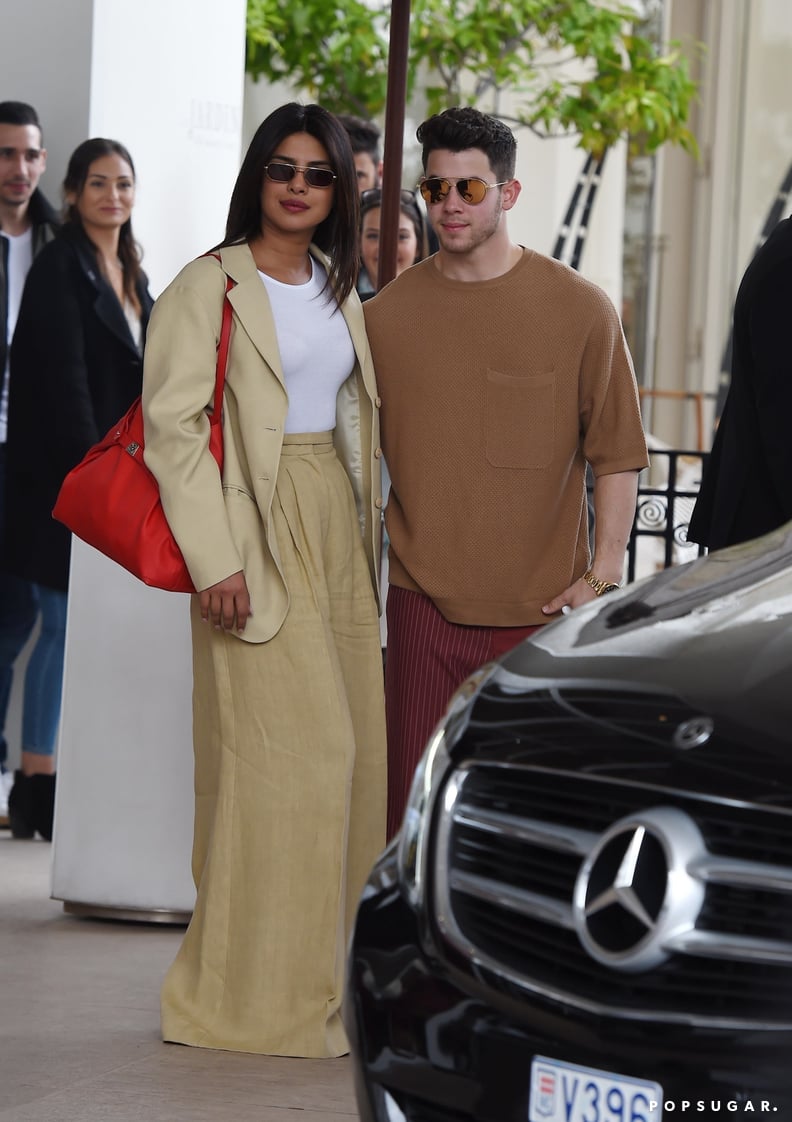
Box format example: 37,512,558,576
391,1093,473,1121
433,762,792,1029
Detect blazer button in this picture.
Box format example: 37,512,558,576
374,396,382,408
375,497,384,509
374,447,383,458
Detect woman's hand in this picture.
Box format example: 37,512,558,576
199,570,252,633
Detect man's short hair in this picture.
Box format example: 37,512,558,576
417,107,516,182
0,101,42,133
336,114,381,162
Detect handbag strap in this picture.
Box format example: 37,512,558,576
205,253,235,429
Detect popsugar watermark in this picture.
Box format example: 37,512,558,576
649,1102,778,1113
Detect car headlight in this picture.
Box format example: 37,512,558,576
397,662,498,908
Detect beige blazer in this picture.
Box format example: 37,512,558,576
142,243,382,644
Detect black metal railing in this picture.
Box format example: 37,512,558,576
589,448,709,583
628,448,708,581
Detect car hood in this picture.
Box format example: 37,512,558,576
464,522,792,804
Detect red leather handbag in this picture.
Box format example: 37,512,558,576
52,272,234,593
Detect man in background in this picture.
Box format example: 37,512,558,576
336,113,382,194
339,113,384,301
0,101,59,826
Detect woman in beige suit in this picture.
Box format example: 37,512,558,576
141,103,386,1057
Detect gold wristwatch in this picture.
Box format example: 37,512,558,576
582,569,621,596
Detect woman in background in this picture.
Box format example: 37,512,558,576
357,187,428,298
3,138,152,840
142,102,386,1057
357,189,429,653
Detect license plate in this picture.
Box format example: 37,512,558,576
529,1055,663,1122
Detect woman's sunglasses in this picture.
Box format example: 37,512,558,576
418,176,509,206
265,162,337,189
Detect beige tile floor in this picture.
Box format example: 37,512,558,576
0,832,360,1122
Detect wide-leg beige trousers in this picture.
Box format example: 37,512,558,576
161,435,386,1056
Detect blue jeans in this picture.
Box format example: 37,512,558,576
0,444,38,767
0,583,66,760
22,586,67,756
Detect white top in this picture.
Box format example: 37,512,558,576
258,258,354,434
1,227,34,443
124,297,142,352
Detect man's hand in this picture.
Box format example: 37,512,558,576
543,470,639,617
542,577,599,617
199,570,251,633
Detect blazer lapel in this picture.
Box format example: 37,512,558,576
92,285,141,355
220,244,285,384
227,277,285,385
67,231,142,356
340,294,376,393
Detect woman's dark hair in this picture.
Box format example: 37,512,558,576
360,188,428,266
62,138,143,307
416,107,517,183
221,102,359,304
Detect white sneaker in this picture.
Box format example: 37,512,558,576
0,768,13,827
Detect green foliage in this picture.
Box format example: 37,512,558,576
246,0,393,119
245,0,700,158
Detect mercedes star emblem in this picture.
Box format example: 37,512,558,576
572,806,706,972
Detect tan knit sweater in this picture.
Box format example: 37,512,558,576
364,249,649,625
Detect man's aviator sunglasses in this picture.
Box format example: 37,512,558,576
265,162,337,189
418,176,509,206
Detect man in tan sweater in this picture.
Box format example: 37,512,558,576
364,107,649,837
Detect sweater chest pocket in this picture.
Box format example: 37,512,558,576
485,368,555,469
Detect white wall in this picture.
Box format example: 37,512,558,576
737,0,792,266
511,128,626,308
650,0,792,447
89,0,247,294
0,0,94,212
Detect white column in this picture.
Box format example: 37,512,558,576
3,0,246,916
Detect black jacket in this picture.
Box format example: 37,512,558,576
689,215,792,550
0,189,60,396
4,224,153,591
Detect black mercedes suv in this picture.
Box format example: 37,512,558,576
345,524,792,1122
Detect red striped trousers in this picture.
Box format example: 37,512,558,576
384,585,542,839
